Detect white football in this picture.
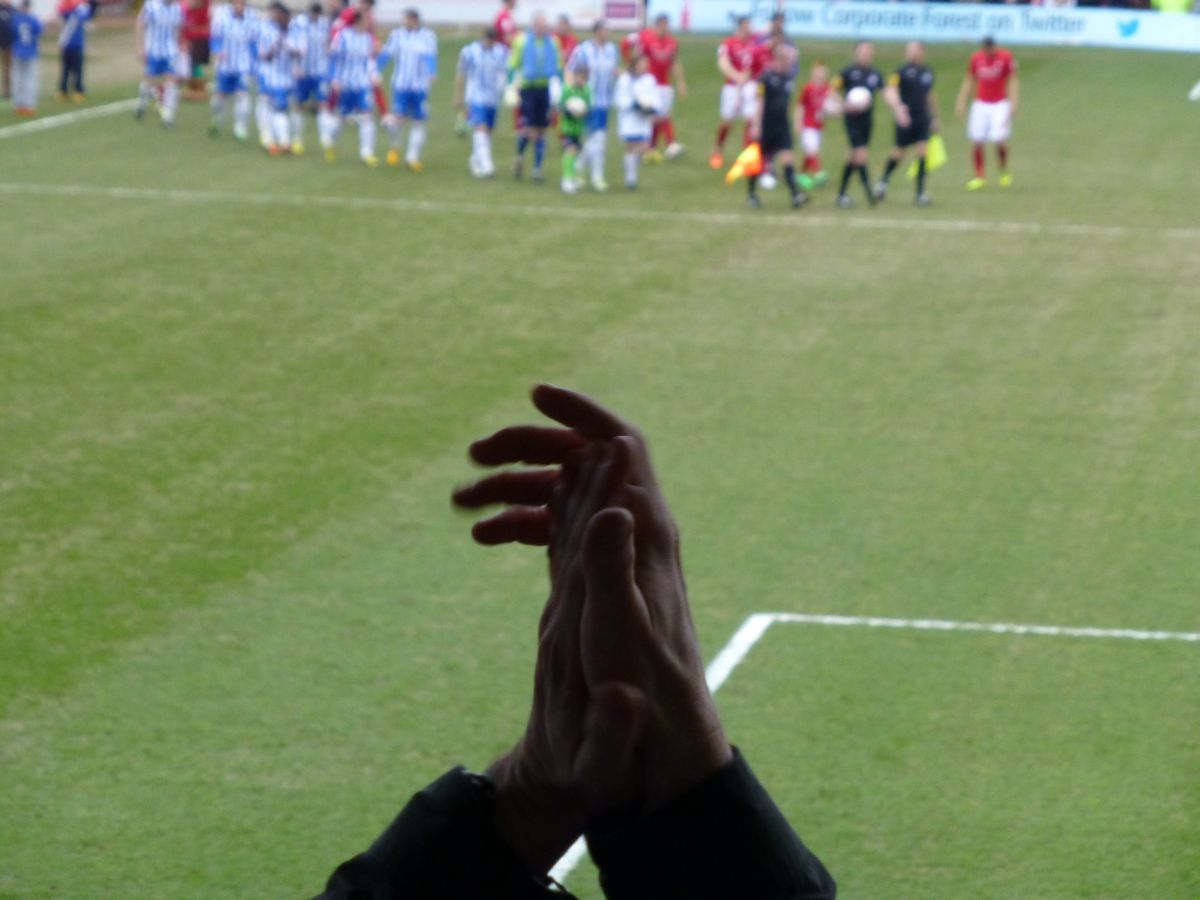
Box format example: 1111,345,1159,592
634,82,659,112
564,95,588,118
844,86,872,114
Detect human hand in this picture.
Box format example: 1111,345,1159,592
459,436,648,874
895,103,911,128
458,386,733,815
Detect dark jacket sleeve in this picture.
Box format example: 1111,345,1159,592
313,767,571,900
585,749,836,900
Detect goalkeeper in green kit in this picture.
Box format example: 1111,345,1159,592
559,64,592,194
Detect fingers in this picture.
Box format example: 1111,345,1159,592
469,425,585,467
453,469,557,509
532,384,635,440
471,506,551,546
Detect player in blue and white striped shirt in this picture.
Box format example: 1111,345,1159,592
208,0,257,141
377,8,437,170
257,3,302,154
323,10,380,166
567,20,619,191
135,0,184,126
290,2,330,152
454,26,507,178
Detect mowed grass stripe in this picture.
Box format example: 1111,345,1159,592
4,180,1200,240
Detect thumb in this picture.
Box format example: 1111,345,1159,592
580,507,652,688
574,681,647,815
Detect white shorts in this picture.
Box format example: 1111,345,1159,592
967,99,1012,143
719,81,757,122
657,84,675,117
800,126,822,156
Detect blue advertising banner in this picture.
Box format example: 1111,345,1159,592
658,0,1200,53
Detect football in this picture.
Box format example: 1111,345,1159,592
634,81,659,112
844,86,873,114
564,95,588,118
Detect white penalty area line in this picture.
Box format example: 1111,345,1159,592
2,180,1198,242
548,609,1199,884
0,100,139,141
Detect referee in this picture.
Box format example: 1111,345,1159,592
833,41,883,209
875,41,939,207
747,41,807,209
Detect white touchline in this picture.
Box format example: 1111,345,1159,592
1,181,1198,242
0,100,139,141
547,609,1199,885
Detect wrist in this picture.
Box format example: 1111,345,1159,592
487,751,583,876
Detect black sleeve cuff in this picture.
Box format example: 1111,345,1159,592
314,768,570,900
585,749,836,900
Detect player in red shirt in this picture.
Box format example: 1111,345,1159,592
631,13,687,162
181,0,210,100
710,16,757,170
493,0,517,47
955,36,1019,190
795,60,831,189
553,14,578,62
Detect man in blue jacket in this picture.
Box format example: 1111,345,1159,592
507,11,560,182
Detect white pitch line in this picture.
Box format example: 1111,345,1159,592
1,180,1197,241
548,607,1198,885
0,100,139,141
771,612,1200,643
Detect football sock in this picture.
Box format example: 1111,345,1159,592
882,157,899,183
234,93,250,134
715,122,730,149
534,136,546,168
563,152,576,182
839,161,853,197
916,157,927,195
210,92,225,124
161,80,178,122
272,111,289,147
137,80,152,110
997,144,1008,170
318,108,338,147
590,132,607,180
471,130,486,167
973,146,985,178
483,133,495,171
747,174,759,198
516,134,529,157
407,122,426,162
623,152,638,186
358,115,376,158
651,120,663,148
663,118,676,145
858,164,872,196
256,94,272,142
784,164,799,198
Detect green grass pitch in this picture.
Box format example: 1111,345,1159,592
2,26,1198,898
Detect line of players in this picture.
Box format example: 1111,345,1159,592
708,16,1018,210
132,0,1018,206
